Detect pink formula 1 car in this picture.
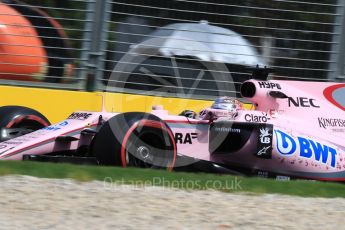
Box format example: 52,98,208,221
0,69,344,181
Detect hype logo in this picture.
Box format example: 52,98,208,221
274,130,337,168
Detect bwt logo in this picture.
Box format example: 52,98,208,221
275,130,337,168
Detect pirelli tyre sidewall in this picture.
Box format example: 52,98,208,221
91,112,177,170
0,106,50,141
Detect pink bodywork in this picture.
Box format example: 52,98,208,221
0,79,344,180
0,112,117,160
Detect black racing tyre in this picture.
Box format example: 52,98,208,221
91,112,177,170
0,106,50,141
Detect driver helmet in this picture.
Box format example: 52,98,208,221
211,97,243,113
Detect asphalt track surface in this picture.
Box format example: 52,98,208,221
0,175,344,230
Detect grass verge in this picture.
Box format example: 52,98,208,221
0,160,344,198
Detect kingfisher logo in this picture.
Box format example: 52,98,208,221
275,130,337,168
318,117,345,129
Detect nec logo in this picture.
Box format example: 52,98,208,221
174,132,198,144
288,97,320,108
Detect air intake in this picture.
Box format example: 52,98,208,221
240,82,256,98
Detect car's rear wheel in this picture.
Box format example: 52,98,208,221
90,112,176,170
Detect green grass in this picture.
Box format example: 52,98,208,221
0,160,344,198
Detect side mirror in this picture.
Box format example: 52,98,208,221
269,90,288,98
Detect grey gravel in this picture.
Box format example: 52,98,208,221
0,175,344,230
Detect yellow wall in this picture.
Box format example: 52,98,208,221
0,86,101,123
0,86,252,124
0,86,214,123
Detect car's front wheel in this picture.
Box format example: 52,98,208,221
0,106,50,141
90,112,176,170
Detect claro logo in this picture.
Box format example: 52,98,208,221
288,97,320,108
245,113,271,123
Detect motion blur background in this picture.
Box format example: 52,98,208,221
1,0,344,99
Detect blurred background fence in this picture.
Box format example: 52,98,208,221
0,0,344,99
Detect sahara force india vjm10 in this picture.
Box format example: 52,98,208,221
0,69,344,181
